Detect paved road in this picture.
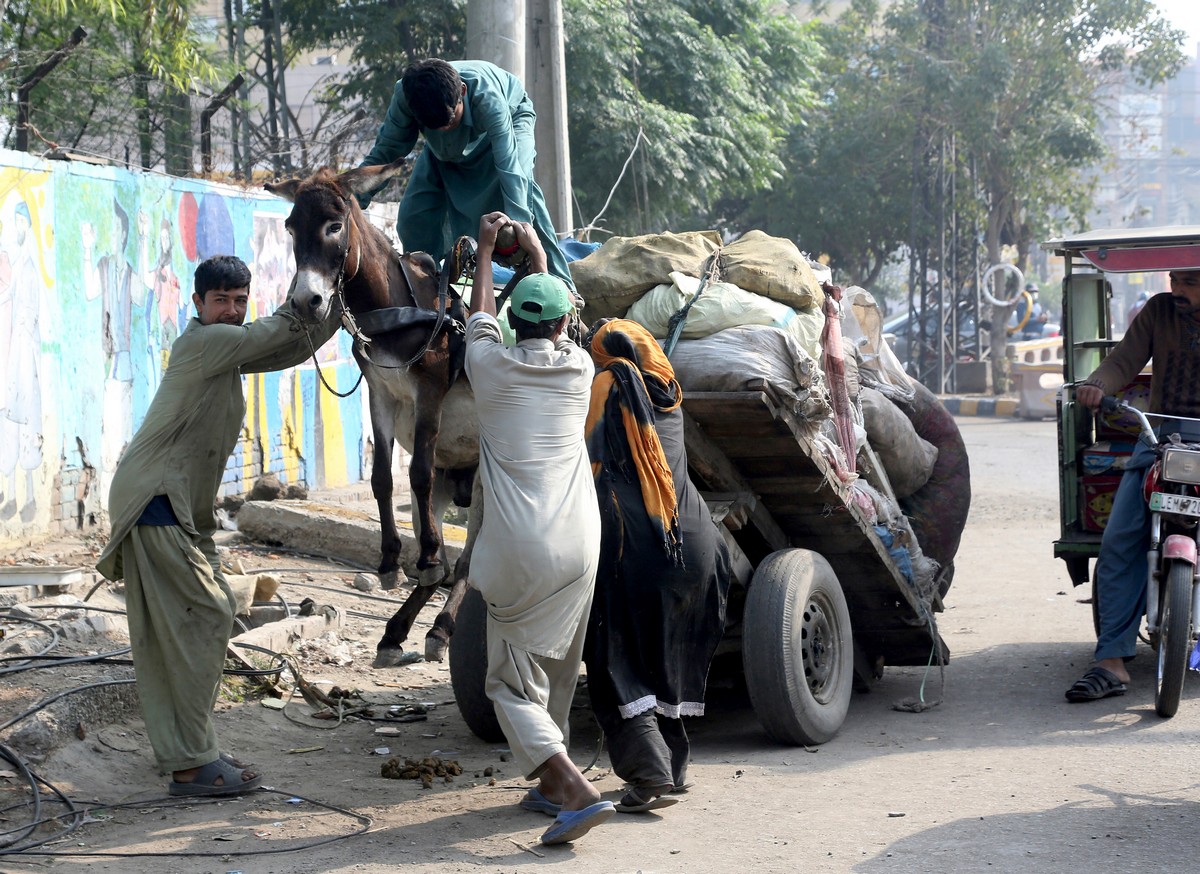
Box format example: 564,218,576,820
12,415,1200,874
583,414,1200,874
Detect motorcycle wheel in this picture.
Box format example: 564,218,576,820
1154,559,1193,718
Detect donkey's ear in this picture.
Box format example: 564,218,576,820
339,158,410,197
264,178,303,203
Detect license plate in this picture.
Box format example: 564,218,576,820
1149,492,1200,517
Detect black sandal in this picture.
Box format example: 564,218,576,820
615,784,680,814
1065,666,1128,702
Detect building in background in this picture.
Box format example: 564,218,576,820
1086,42,1200,327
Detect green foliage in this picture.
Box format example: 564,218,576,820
277,0,466,107
564,0,822,236
0,0,222,163
733,0,1186,288
9,0,1186,266
725,1,918,285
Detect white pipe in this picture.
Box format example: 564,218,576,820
981,263,1026,307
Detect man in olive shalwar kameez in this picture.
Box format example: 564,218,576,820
358,57,576,292
96,256,339,796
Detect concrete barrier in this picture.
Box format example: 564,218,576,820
235,500,465,575
1012,361,1064,420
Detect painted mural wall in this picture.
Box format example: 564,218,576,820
0,149,377,547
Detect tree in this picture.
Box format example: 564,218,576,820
564,0,823,236
275,0,823,233
725,0,919,287
898,0,1187,389
735,0,1185,292
893,0,1185,271
275,0,466,169
1,0,221,170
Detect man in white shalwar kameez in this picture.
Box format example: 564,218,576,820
464,212,613,846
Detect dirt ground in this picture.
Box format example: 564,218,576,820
4,415,1200,874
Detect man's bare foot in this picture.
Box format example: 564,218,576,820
535,752,601,812
1096,657,1131,684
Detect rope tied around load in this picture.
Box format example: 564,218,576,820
663,250,724,359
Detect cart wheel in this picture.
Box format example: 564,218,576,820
449,586,505,742
1091,569,1100,638
742,548,853,745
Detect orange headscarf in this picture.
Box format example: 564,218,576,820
585,320,683,563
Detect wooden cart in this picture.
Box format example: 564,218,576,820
450,385,948,746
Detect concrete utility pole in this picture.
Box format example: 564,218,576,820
466,0,573,236
526,0,573,236
467,0,525,77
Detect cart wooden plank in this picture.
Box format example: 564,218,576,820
682,390,947,666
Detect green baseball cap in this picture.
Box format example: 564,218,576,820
509,273,574,323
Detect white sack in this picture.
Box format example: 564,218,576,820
627,271,824,361
840,286,916,403
667,325,831,424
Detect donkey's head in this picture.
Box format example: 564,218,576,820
265,160,408,323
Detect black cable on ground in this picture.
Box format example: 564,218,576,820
0,637,372,858
0,614,60,664
7,603,129,616
267,576,434,608
82,575,109,601
0,648,133,676
0,743,45,849
225,641,289,679
0,567,394,859
0,785,371,858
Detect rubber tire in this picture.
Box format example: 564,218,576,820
1155,560,1192,718
742,548,854,745
449,586,505,742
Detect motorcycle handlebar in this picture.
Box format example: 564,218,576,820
1101,395,1159,446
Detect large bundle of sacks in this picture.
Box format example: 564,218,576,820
569,230,971,608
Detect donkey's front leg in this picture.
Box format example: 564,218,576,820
410,373,448,588
370,398,404,590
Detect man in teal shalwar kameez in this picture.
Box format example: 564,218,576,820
96,256,339,796
359,58,576,292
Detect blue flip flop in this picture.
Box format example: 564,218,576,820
540,800,616,845
520,787,561,816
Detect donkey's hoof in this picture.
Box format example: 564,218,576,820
372,646,423,669
417,564,448,588
424,635,449,663
379,569,408,591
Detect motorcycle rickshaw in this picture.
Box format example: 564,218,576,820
1042,225,1200,715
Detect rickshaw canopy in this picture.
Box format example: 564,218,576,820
1041,226,1200,273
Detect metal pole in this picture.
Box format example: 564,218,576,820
202,74,246,178
16,25,87,151
268,0,292,171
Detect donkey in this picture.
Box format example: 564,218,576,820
266,162,482,666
